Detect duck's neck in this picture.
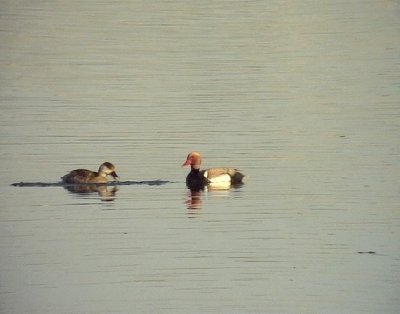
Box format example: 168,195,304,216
98,168,107,177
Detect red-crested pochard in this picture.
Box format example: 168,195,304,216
61,162,119,184
182,151,245,190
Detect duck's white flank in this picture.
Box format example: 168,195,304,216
203,171,231,183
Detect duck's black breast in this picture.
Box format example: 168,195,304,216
186,169,209,191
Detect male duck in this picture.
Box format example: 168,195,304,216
62,162,119,184
182,151,245,190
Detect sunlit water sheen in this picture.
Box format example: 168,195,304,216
1,1,400,313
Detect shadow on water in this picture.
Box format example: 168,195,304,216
11,180,172,187
11,180,172,201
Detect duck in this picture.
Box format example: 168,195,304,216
182,151,245,190
61,162,119,184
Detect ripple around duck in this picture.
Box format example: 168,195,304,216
10,180,173,187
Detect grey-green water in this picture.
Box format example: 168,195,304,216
1,1,399,313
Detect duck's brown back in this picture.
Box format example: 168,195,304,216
62,169,106,184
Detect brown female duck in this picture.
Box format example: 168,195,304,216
61,162,119,184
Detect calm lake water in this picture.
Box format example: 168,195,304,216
1,1,400,313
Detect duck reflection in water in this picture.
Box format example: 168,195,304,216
186,190,202,210
185,183,244,212
63,184,118,201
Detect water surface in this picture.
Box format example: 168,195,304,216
1,1,399,313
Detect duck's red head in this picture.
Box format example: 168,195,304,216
182,151,202,169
